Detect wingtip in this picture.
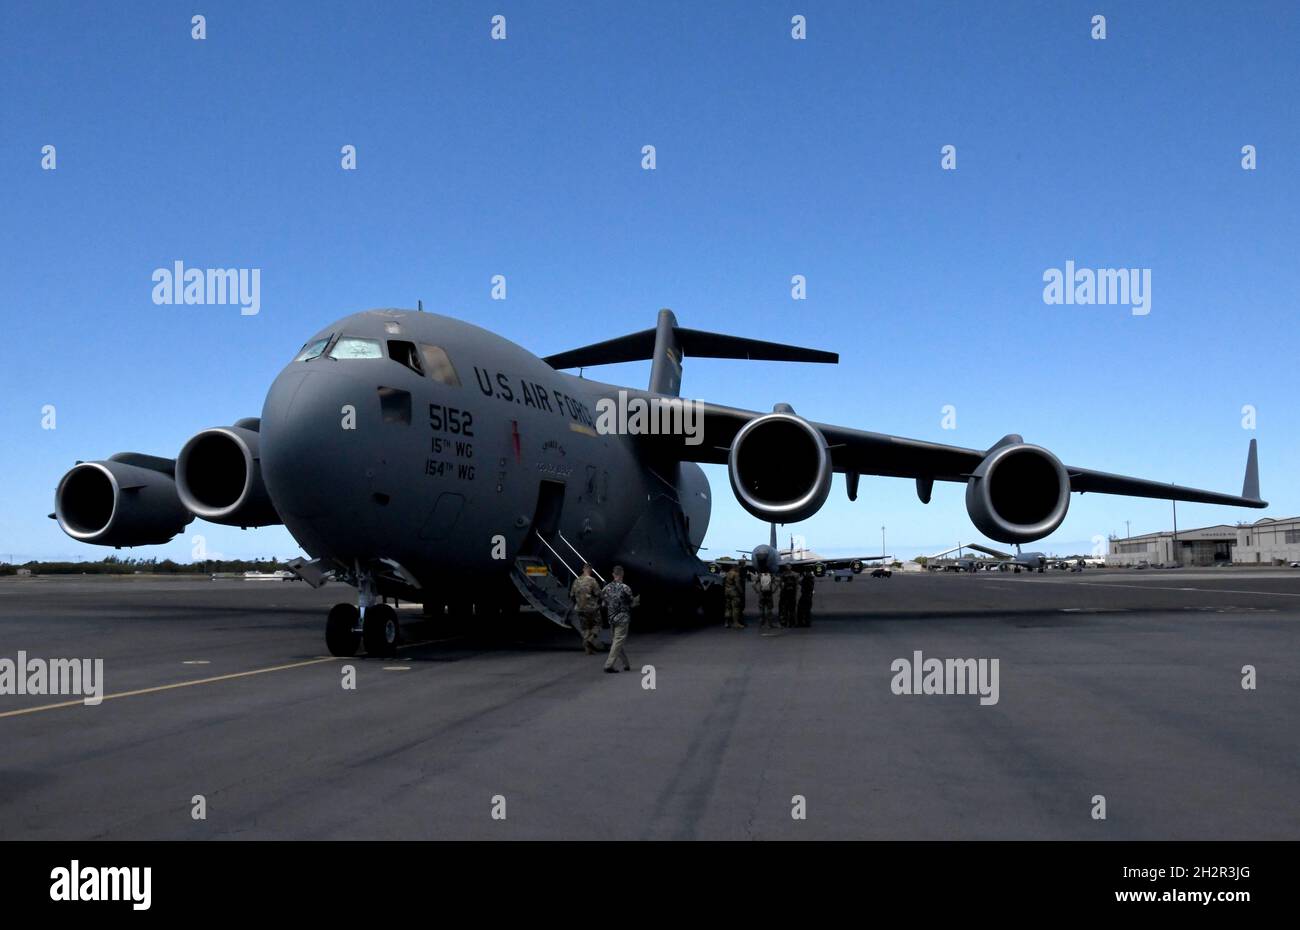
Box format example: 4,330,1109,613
1242,437,1262,503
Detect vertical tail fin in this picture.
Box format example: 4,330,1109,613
648,309,682,397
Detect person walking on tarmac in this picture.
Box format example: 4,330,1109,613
601,566,635,674
570,563,603,655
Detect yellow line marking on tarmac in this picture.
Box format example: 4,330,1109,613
0,657,338,720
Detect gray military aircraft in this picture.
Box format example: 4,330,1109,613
926,545,986,572
713,524,889,577
52,307,1266,656
964,543,1066,572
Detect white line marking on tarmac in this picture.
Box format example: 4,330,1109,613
1073,582,1300,598
0,657,338,720
383,666,411,671
182,660,210,665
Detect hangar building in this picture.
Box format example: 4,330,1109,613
1107,516,1300,567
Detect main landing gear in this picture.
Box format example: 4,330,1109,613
325,603,360,656
325,602,402,657
324,571,401,658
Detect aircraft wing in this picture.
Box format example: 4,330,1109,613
965,543,1014,560
785,554,890,570
647,396,1267,509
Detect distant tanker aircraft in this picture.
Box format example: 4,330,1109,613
53,308,1265,656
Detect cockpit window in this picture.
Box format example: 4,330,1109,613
388,340,424,375
419,344,461,386
295,336,331,362
329,336,383,360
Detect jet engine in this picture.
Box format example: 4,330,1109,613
728,412,832,523
175,420,281,527
55,456,192,547
965,442,1070,544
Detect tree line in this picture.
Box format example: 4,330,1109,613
0,555,293,576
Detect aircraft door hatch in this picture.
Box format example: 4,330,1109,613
531,479,565,539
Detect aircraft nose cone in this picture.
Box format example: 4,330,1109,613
261,366,356,522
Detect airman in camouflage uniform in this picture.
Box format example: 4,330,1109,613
797,570,815,627
754,569,776,631
778,564,797,627
570,563,603,655
722,562,746,629
601,565,634,673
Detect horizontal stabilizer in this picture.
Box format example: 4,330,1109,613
544,323,837,370
674,328,837,364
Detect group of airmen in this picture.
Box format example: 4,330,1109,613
569,563,635,673
723,561,815,632
568,559,818,671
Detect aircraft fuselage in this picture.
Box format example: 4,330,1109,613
260,310,710,602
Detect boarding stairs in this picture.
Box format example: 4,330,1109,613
510,531,603,629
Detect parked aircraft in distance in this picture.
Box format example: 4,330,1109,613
711,525,889,579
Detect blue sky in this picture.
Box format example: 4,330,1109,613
2,1,1297,562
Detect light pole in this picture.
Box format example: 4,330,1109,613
881,526,886,556
1172,495,1179,566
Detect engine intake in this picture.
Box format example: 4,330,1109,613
55,458,192,547
965,443,1070,544
176,424,281,527
728,413,832,524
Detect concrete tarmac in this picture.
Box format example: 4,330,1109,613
1,569,1297,839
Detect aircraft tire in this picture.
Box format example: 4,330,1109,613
325,603,360,657
363,603,400,657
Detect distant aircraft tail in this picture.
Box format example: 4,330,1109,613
542,309,838,397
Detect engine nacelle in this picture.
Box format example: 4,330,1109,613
965,443,1070,544
728,413,833,524
55,458,192,547
176,423,281,527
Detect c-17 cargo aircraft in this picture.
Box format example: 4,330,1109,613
52,308,1265,657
